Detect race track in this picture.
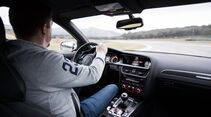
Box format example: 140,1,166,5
115,40,211,57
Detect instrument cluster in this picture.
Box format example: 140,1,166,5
106,54,122,63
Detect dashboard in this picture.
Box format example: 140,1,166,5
64,47,211,116
103,48,211,100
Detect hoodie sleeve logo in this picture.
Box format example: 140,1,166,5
62,62,78,75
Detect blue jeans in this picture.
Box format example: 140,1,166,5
75,84,118,117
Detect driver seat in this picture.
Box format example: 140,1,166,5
0,17,52,117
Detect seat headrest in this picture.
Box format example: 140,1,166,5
0,17,6,42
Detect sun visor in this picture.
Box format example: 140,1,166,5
94,2,132,16
95,2,123,12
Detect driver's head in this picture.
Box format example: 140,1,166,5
9,1,53,47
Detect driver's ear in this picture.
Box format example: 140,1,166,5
41,24,48,35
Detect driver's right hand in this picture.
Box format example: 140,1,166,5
96,43,108,55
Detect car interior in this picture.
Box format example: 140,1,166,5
1,0,211,117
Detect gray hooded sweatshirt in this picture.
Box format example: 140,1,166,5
6,39,106,117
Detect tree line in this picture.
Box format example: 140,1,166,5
121,24,211,39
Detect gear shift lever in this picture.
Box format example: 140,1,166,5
120,92,128,108
121,92,128,102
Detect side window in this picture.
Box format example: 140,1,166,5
0,7,16,40
49,23,77,52
0,7,77,53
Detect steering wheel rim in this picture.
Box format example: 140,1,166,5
73,42,98,63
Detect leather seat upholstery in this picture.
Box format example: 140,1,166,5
0,16,26,103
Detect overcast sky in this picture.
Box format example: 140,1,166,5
1,2,211,33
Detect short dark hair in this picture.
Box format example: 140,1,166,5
9,1,52,39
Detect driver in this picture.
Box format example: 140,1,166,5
7,1,118,117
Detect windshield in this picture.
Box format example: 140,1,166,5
72,2,211,57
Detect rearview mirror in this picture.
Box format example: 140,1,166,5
60,41,77,52
116,17,143,30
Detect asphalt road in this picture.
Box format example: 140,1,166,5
121,40,211,57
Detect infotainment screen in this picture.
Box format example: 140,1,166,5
132,57,144,66
123,56,146,67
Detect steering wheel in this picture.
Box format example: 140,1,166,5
73,42,98,66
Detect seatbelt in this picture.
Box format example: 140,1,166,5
71,93,80,117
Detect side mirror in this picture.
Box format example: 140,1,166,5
60,41,77,52
116,15,143,30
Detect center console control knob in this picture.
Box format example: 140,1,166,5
136,88,142,93
122,84,126,89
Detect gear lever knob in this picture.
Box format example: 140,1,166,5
121,92,128,102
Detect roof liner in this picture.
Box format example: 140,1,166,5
1,0,211,19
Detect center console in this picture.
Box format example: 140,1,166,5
104,54,151,116
119,55,151,97
120,66,149,96
107,54,151,96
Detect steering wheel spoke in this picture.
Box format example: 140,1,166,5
73,42,98,66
